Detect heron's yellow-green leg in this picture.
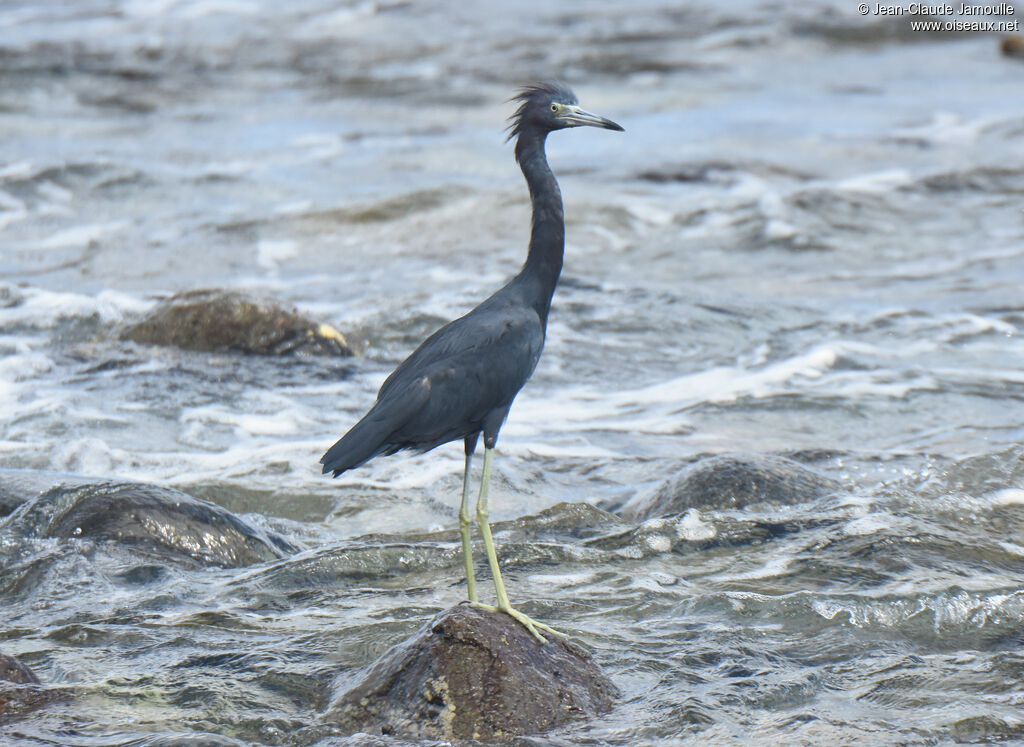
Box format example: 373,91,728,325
471,447,565,643
458,449,478,603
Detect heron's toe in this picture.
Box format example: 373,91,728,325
470,601,566,643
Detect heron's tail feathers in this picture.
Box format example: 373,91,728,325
320,380,429,477
320,429,388,477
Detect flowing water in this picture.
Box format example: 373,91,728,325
2,0,1024,744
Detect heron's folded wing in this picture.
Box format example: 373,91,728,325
320,376,431,476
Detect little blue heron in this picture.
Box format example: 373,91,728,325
321,82,623,642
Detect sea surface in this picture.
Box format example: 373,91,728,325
1,0,1024,744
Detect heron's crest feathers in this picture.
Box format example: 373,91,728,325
505,81,578,143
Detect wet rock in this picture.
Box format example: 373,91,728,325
0,652,39,687
327,604,617,740
585,509,835,558
948,714,1024,742
0,469,96,518
502,500,623,541
1,478,296,568
0,651,47,723
121,289,354,356
618,453,840,521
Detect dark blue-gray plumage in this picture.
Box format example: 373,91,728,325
321,82,622,642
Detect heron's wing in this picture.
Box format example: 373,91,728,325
320,375,431,476
378,302,543,405
393,315,543,441
323,303,543,475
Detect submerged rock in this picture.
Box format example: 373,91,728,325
2,478,296,568
619,453,839,521
121,288,354,356
327,604,617,740
0,651,48,723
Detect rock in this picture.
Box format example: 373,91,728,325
585,509,836,558
0,469,97,518
121,288,354,356
618,453,839,520
0,652,47,723
327,604,617,740
2,478,296,568
0,653,38,687
1001,36,1024,59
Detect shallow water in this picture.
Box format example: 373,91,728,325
2,0,1024,744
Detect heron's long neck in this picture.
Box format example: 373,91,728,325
514,129,564,325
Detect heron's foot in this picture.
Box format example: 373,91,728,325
471,601,566,644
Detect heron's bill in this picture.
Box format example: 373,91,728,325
560,105,624,132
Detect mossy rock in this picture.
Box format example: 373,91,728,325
121,289,354,356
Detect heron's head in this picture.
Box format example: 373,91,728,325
506,82,623,142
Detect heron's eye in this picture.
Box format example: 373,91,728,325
551,104,558,113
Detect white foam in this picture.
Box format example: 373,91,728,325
836,169,913,193
936,367,1024,386
257,239,298,269
730,173,773,200
195,160,252,178
295,2,379,35
632,574,672,592
997,541,1024,557
527,570,597,589
53,437,116,475
893,111,997,147
0,287,154,328
511,343,843,438
0,351,53,383
0,161,37,181
843,513,894,536
176,0,259,20
273,200,314,216
290,133,346,160
36,181,73,203
763,218,798,241
676,509,716,541
0,189,25,211
111,439,326,487
644,534,671,553
181,404,311,438
507,337,957,448
988,489,1024,506
36,221,128,250
737,555,792,581
624,200,674,226
521,442,618,459
122,0,177,17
